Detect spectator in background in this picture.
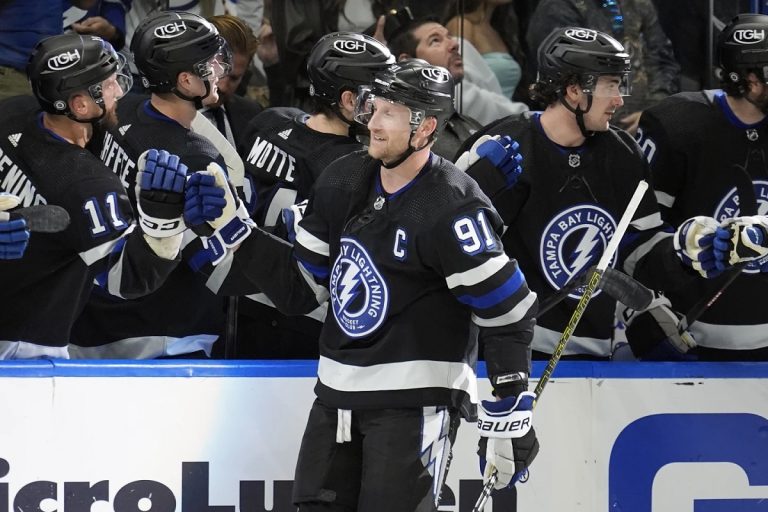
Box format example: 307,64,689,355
201,14,263,149
0,0,98,100
444,0,525,101
386,15,526,157
527,0,680,134
64,0,130,50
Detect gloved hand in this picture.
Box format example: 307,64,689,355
184,171,226,227
620,292,696,361
713,215,768,270
0,193,29,260
673,216,720,278
457,135,523,194
135,149,187,238
477,391,539,490
185,162,253,264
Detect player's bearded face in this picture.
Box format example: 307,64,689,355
749,82,768,114
366,97,414,164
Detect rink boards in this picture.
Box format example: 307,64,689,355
0,360,766,512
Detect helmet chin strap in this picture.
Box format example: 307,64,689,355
173,79,212,110
559,93,595,138
381,129,430,169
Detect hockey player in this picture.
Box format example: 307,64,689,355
234,31,394,358
187,59,539,510
636,14,768,360
457,27,692,360
70,11,234,359
0,33,185,359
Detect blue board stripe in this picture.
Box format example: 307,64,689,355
0,361,766,379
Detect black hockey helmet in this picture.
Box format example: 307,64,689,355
308,32,395,105
362,58,455,131
130,10,227,93
537,26,631,93
719,13,768,84
27,33,129,115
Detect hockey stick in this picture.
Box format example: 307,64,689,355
13,205,71,233
472,180,649,512
538,266,653,316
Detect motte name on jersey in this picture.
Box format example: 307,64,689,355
0,146,46,207
245,136,296,182
100,131,136,190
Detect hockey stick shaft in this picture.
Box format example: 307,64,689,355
472,180,648,512
534,179,648,401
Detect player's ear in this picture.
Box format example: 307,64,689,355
340,89,357,114
68,93,90,116
414,116,437,146
176,71,195,93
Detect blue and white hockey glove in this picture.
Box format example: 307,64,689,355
477,392,539,490
713,216,768,270
184,172,226,226
456,135,523,197
0,193,29,260
673,216,720,278
136,149,187,238
188,162,253,264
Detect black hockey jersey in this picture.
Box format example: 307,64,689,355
637,90,768,355
234,107,362,356
237,107,362,226
70,97,228,358
459,112,673,358
0,111,178,348
227,152,537,419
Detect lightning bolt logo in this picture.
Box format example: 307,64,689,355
569,225,601,280
331,238,390,338
539,205,617,296
335,264,361,311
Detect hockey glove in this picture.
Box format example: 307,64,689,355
184,172,226,226
713,216,768,270
135,149,187,238
457,135,523,198
673,216,720,278
477,392,539,490
189,162,253,264
0,193,29,260
620,292,696,361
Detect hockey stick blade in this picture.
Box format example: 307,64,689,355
538,267,653,316
599,267,653,311
15,205,71,233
